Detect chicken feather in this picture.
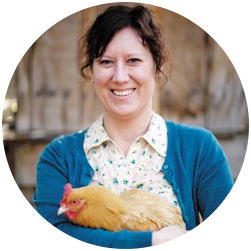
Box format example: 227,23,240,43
58,184,185,231
120,189,185,230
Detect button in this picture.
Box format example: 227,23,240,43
163,165,169,170
184,215,189,222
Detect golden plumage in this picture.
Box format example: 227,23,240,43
58,184,185,231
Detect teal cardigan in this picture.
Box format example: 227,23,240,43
33,121,234,248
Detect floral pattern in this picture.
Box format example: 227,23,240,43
84,112,180,208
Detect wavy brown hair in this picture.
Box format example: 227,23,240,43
79,5,172,86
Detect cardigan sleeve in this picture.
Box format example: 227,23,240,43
33,137,152,248
196,131,234,220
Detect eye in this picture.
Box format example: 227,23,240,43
128,58,141,64
99,59,112,65
72,200,78,204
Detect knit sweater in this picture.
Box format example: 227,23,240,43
33,121,234,248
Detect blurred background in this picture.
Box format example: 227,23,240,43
2,3,248,205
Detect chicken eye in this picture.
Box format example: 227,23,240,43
72,200,77,204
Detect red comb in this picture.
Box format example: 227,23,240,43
64,183,72,195
60,183,72,206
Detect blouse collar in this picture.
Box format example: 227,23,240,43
84,112,167,157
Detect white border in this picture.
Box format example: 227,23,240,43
1,1,250,250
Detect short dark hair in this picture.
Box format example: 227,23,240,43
80,5,171,85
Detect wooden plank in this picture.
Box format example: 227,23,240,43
205,36,248,134
31,12,83,132
219,134,248,181
80,7,102,128
159,8,206,126
13,142,46,187
16,47,33,132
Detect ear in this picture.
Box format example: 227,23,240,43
155,70,162,83
86,67,94,84
157,65,164,76
155,66,168,88
81,66,94,84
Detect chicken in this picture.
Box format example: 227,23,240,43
58,183,185,231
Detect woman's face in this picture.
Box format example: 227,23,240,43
92,27,156,120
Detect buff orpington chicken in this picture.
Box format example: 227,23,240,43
58,183,185,231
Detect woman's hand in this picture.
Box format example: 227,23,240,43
152,225,188,245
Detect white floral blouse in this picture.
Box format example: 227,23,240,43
84,112,180,208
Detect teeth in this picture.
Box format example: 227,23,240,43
112,89,134,96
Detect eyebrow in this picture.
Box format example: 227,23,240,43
126,53,145,58
101,52,145,59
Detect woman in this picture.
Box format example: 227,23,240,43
34,5,233,248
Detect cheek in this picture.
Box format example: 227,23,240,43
137,62,156,83
94,82,107,98
93,73,111,93
138,71,156,91
92,65,111,85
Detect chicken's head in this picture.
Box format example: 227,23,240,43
57,183,86,220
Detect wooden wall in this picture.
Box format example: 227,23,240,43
3,3,248,204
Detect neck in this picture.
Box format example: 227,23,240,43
103,110,153,155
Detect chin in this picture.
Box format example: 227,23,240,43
111,109,138,119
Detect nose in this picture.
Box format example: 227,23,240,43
112,63,129,83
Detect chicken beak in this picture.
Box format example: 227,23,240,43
58,206,69,216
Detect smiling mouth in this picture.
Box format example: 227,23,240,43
111,88,136,97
